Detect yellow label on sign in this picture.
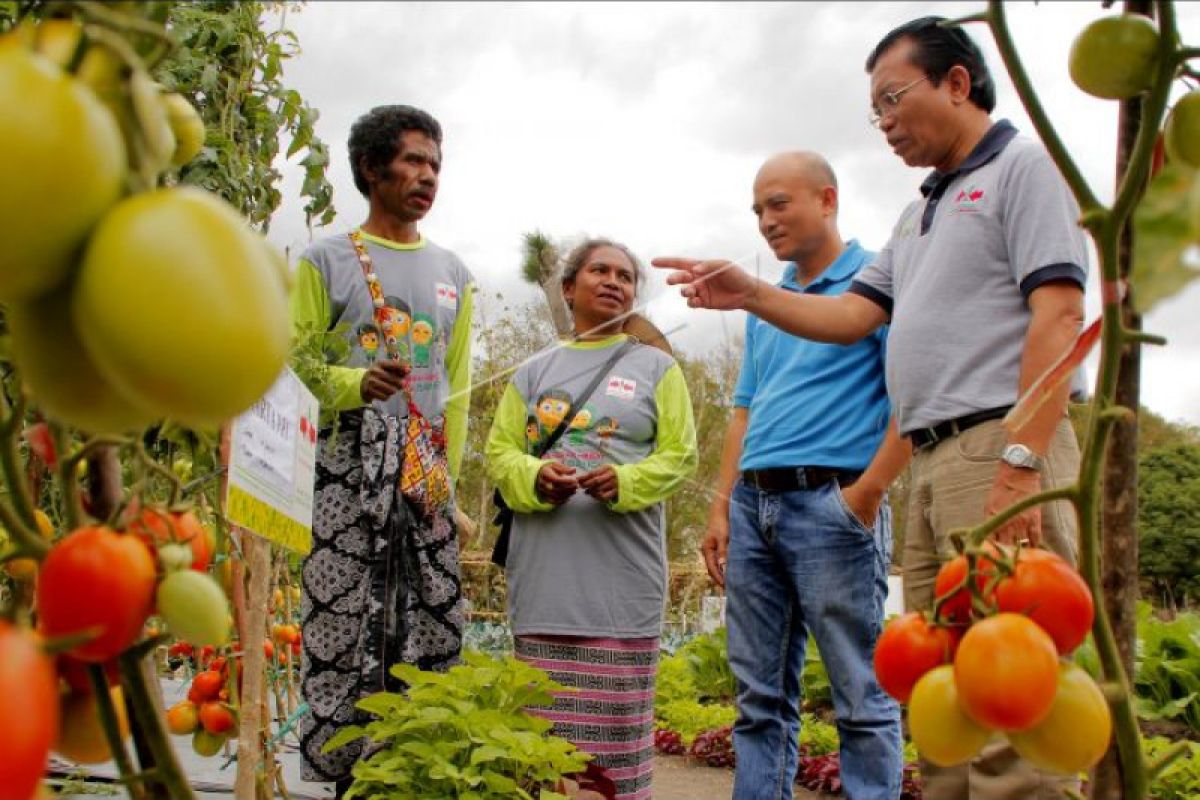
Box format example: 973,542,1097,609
225,368,318,554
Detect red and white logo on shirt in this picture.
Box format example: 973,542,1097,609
953,186,985,213
435,282,458,309
605,376,637,401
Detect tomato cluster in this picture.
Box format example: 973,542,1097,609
875,544,1111,774
167,657,240,757
0,19,290,434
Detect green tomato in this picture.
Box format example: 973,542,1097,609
157,570,231,647
1164,92,1200,169
161,92,206,167
0,33,126,301
1068,15,1160,100
7,288,157,434
191,729,224,758
72,187,290,428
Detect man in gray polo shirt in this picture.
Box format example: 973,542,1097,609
655,16,1086,800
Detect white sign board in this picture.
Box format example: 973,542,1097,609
226,368,319,554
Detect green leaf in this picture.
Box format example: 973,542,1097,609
1132,165,1200,314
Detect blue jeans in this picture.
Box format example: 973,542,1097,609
726,480,902,800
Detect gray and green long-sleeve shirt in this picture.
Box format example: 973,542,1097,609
486,334,697,638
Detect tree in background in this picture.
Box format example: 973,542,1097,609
1139,442,1200,611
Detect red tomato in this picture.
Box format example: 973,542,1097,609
933,542,1006,626
995,548,1094,655
199,701,237,735
36,525,157,662
124,505,213,572
56,654,120,695
873,612,957,703
954,613,1059,731
198,644,215,665
167,641,195,659
0,622,59,800
263,639,275,660
187,670,224,704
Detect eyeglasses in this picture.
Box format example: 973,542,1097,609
868,76,928,128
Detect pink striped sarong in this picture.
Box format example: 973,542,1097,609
515,634,659,800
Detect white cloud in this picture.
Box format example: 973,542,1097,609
267,1,1200,426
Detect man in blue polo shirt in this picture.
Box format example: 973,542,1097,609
660,17,1088,800
703,151,910,800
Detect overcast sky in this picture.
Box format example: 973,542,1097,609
265,1,1200,427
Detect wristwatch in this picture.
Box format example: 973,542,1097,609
1000,443,1044,472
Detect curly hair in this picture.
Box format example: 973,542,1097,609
348,105,443,197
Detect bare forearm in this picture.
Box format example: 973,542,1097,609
857,416,911,498
1012,288,1085,454
744,285,885,345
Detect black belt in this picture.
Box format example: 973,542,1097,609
908,406,1012,451
741,466,861,493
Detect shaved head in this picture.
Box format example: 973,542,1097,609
756,151,838,194
751,150,843,276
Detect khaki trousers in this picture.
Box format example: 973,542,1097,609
902,417,1081,800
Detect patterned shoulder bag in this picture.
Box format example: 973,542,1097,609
348,230,452,519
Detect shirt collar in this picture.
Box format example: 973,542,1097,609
782,239,864,290
919,119,1018,197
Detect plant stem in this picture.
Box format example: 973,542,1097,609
960,487,1077,547
986,1,1101,212
118,652,196,800
51,423,83,531
0,389,40,533
89,664,145,800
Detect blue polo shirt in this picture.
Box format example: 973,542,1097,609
734,239,890,472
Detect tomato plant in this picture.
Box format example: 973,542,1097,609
0,32,125,301
873,612,957,703
932,542,1005,625
1068,15,1161,100
72,186,291,429
994,548,1094,655
55,686,129,765
0,622,59,800
954,613,1060,731
1008,662,1112,774
36,525,157,662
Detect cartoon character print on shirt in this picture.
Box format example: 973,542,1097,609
412,313,436,368
357,322,381,360
380,295,413,363
594,416,619,442
534,389,572,439
566,403,596,446
525,415,541,450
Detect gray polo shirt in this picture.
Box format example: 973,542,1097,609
850,121,1088,434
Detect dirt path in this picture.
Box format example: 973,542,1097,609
653,755,825,799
